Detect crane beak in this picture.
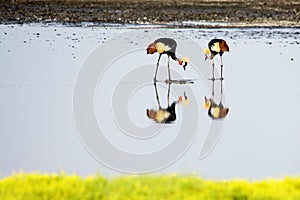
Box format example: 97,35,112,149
179,57,189,70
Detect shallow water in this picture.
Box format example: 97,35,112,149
0,24,299,179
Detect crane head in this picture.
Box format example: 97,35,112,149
202,96,210,110
178,94,189,106
204,48,212,60
178,57,189,70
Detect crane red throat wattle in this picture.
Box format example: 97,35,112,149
178,60,187,70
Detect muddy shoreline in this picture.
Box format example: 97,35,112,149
0,0,300,28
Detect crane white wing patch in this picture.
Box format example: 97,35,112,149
156,42,171,54
211,107,220,118
211,42,220,52
155,110,170,122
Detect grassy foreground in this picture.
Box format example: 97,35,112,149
1,173,300,200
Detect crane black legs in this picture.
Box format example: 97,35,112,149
154,81,161,109
210,73,223,98
153,81,171,109
209,56,224,81
154,54,162,82
211,61,215,81
220,56,224,80
154,54,172,82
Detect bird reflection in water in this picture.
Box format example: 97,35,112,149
146,80,191,124
203,78,229,120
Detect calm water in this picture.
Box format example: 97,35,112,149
0,24,299,179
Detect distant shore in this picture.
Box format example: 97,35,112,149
0,0,300,28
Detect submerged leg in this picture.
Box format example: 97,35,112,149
212,78,215,97
167,82,171,106
220,78,223,102
210,60,215,81
154,82,161,109
154,54,162,82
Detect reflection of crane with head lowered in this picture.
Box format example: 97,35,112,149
203,78,229,120
146,82,189,124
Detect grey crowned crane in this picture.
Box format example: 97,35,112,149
204,39,229,80
147,38,189,81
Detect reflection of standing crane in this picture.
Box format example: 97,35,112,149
203,78,229,120
146,82,188,123
204,39,229,80
146,38,189,81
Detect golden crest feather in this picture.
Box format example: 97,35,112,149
181,57,189,62
203,48,210,55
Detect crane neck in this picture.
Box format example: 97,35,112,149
167,52,179,61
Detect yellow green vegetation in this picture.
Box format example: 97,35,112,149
1,173,300,200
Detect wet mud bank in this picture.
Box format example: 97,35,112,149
0,0,299,28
